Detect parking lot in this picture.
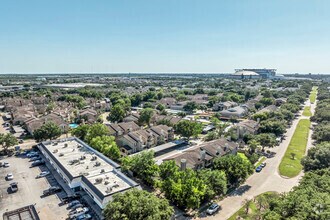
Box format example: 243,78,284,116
0,152,69,220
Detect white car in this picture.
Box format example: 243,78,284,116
206,203,220,215
69,207,89,219
3,162,10,167
36,171,50,178
6,173,14,180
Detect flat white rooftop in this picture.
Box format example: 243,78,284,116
40,137,138,198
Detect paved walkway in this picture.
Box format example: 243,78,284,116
205,98,316,220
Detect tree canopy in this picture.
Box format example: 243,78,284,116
0,133,18,153
103,189,174,220
121,151,159,187
33,122,62,142
89,135,121,161
213,154,253,186
174,120,202,140
107,104,126,123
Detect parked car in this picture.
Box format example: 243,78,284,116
69,207,89,219
63,194,81,203
67,200,81,209
27,152,39,158
260,162,267,168
256,166,263,172
76,213,92,220
30,156,41,162
10,182,18,193
2,162,10,167
31,160,45,167
206,203,220,215
36,171,50,178
70,203,84,210
6,173,14,180
43,186,62,195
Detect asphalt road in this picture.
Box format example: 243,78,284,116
204,99,316,220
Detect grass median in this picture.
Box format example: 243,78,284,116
279,119,311,178
302,106,312,117
309,86,317,103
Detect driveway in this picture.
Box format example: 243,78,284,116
204,99,316,220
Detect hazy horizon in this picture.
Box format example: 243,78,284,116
1,1,330,74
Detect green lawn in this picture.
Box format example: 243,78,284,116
309,86,317,103
302,106,312,117
238,152,250,163
228,192,278,220
279,119,311,178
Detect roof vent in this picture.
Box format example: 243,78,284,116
53,149,58,153
59,153,64,157
63,143,68,148
101,169,105,173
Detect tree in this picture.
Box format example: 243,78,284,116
183,101,197,112
174,120,202,140
254,133,277,151
160,168,207,210
107,104,126,123
85,123,110,144
213,154,254,186
156,104,165,111
242,199,252,214
263,169,330,219
259,119,286,137
33,122,62,142
71,124,90,141
290,152,296,160
121,151,159,186
198,169,227,199
247,139,260,154
89,136,121,161
0,133,18,154
138,108,155,126
302,142,330,171
103,189,174,220
130,93,143,106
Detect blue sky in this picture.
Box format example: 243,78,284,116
0,0,329,74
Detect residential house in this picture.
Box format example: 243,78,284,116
25,113,69,135
256,105,278,114
163,138,238,170
220,106,249,119
236,119,260,138
118,125,174,155
213,101,238,111
158,98,177,108
123,113,140,123
79,108,98,124
107,121,140,137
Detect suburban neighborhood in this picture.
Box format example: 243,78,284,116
0,72,329,220
1,1,330,220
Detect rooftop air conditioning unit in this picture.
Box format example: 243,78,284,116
101,169,105,173
63,143,68,148
95,177,103,184
53,149,58,153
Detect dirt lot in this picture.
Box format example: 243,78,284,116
0,153,69,220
